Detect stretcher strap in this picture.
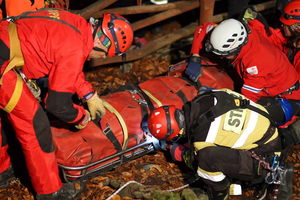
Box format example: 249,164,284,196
141,89,163,107
92,116,122,152
3,74,23,113
0,22,24,85
103,101,128,150
136,85,154,111
103,124,123,152
1,22,25,113
175,90,188,104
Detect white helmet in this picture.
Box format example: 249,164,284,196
206,19,248,56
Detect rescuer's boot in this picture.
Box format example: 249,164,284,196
0,166,15,189
36,181,85,200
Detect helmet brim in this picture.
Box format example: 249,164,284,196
280,15,298,26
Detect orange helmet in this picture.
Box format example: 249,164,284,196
280,0,300,25
101,13,133,57
147,106,185,141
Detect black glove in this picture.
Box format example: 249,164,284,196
185,56,202,82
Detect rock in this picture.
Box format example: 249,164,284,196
109,179,124,189
118,182,143,198
151,190,181,200
181,188,203,200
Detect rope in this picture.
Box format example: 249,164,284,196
105,180,190,200
105,181,143,200
166,183,190,192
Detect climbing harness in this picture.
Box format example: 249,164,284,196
251,152,286,185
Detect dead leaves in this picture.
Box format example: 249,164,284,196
85,53,171,95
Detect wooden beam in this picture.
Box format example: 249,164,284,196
91,22,198,66
90,0,276,67
132,1,199,31
76,0,118,19
90,1,189,18
212,0,276,22
199,0,215,24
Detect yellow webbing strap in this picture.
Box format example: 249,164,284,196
0,22,24,85
1,22,25,113
3,74,23,113
141,89,163,107
103,101,128,150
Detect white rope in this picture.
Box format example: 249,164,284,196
105,180,190,200
165,183,189,192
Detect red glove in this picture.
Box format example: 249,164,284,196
169,143,186,162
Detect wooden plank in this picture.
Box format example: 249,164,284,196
90,0,276,67
132,1,199,31
199,0,215,24
90,1,189,18
212,0,276,22
76,0,118,19
91,22,198,66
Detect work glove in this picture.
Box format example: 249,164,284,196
243,7,258,21
182,148,195,170
185,56,202,82
169,143,186,162
75,110,91,130
170,143,195,170
86,92,106,120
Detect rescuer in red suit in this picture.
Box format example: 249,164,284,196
280,0,300,80
185,17,300,126
0,8,133,199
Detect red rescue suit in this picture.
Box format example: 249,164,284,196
233,20,300,102
0,69,62,194
0,9,94,124
191,19,299,102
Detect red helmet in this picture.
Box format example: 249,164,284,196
147,106,185,141
101,13,133,57
280,0,300,25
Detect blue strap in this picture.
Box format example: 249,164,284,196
277,98,294,125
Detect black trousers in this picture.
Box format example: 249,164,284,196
0,39,9,66
196,137,282,191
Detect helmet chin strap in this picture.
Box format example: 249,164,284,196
92,46,107,53
91,18,108,54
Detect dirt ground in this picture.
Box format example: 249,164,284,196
1,5,300,200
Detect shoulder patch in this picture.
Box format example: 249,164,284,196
246,66,258,75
